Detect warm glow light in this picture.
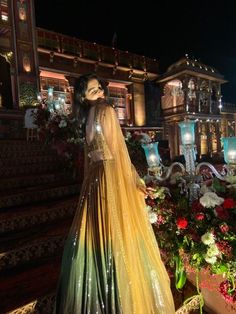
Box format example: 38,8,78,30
39,70,67,80
1,13,8,21
108,82,127,89
167,80,182,87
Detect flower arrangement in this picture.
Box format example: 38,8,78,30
33,103,85,179
144,175,236,305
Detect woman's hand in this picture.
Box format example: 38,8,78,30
139,185,156,199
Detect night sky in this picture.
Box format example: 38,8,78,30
34,0,236,103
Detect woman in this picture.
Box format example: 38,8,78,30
54,73,176,313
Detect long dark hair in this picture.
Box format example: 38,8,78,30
74,73,109,137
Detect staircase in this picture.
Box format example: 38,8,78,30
0,140,81,314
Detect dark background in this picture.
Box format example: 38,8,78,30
34,0,236,103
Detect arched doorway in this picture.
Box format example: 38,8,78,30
0,54,13,109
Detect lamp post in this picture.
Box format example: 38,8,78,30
178,120,196,175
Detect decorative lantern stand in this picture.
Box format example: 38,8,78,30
178,120,196,175
142,140,185,182
37,87,66,114
142,120,236,203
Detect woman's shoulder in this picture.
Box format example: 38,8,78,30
97,101,115,113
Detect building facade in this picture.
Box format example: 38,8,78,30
0,0,161,135
157,56,236,159
1,0,236,160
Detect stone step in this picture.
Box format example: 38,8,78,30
0,256,60,313
0,154,59,167
0,182,80,209
0,195,79,234
0,218,72,272
0,140,51,151
0,139,47,149
0,172,72,191
0,161,64,178
7,292,55,314
0,148,56,158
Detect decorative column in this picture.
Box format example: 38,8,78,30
208,81,212,113
182,77,189,112
9,0,40,107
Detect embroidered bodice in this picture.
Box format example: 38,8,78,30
85,104,113,163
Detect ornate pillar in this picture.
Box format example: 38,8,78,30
182,77,189,112
215,121,221,153
195,121,200,159
9,0,40,107
208,81,212,113
206,122,212,155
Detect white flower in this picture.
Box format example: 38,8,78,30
145,205,152,212
199,192,224,208
139,132,152,144
201,232,215,245
200,184,212,195
59,120,67,128
152,187,166,199
204,255,217,264
67,138,74,143
125,131,132,141
206,244,220,257
148,211,157,224
225,175,236,184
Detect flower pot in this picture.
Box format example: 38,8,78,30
187,270,236,314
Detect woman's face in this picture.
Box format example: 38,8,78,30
84,78,104,101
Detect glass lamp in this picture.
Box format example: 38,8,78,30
178,120,195,145
142,142,160,168
221,136,236,165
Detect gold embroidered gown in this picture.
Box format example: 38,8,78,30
54,102,175,314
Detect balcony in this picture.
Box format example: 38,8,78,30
221,101,236,113
161,100,231,117
36,28,159,74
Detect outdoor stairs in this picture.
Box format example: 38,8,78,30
0,140,81,314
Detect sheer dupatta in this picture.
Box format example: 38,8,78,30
98,104,175,313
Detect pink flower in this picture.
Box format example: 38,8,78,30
219,222,229,233
195,212,205,221
219,280,236,303
216,240,232,257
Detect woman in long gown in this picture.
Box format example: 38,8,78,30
54,73,176,313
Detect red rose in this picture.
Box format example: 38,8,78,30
214,206,230,220
177,217,188,229
195,212,205,221
192,200,204,213
146,199,156,207
223,198,235,209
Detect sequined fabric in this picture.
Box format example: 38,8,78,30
54,102,175,313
